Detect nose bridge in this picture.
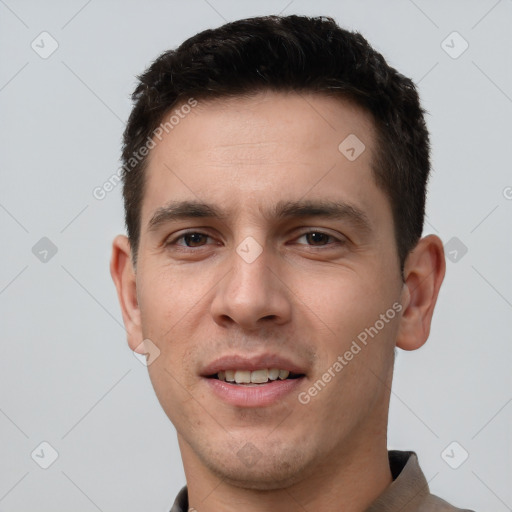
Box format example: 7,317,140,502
211,234,291,328
232,236,271,293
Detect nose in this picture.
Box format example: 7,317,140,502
210,242,292,331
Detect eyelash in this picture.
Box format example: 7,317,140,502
165,229,346,250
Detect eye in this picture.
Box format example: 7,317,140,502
295,230,345,248
165,231,214,248
164,229,346,251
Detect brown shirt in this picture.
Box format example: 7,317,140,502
170,450,475,512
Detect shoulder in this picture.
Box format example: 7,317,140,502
382,451,476,512
417,493,476,511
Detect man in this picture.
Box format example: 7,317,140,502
110,14,475,512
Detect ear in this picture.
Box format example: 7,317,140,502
396,234,446,351
110,235,144,353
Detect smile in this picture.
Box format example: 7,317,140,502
213,368,303,384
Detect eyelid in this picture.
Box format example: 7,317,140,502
165,227,347,249
293,228,347,246
165,229,217,247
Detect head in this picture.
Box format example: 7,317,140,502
111,15,445,491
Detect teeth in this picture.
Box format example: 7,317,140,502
268,368,280,380
216,368,296,384
234,370,251,384
251,369,268,383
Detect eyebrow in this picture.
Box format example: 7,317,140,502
147,198,372,234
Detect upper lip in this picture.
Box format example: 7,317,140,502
201,353,307,376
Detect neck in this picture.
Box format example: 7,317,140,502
179,431,392,512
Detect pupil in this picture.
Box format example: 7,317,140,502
307,232,327,245
186,233,204,246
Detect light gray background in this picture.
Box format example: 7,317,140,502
1,0,511,510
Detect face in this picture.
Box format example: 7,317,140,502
127,92,407,488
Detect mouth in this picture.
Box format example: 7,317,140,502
208,368,305,385
201,354,307,407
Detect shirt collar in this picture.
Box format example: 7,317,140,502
170,484,188,512
365,450,430,511
170,450,426,512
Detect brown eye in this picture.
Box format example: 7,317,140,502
180,233,208,247
296,230,345,248
166,231,212,248
305,232,331,245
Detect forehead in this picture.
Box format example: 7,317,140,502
140,91,389,230
156,91,376,167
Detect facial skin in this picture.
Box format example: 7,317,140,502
111,91,445,512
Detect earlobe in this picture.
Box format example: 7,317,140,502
396,235,446,351
110,235,143,352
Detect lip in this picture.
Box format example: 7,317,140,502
200,353,307,408
204,376,305,407
200,353,307,376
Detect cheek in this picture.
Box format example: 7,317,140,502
292,264,401,401
147,358,200,435
137,270,200,400
294,265,395,335
137,263,204,338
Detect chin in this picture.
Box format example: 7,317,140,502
200,443,313,490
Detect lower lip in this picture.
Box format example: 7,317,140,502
204,377,304,407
